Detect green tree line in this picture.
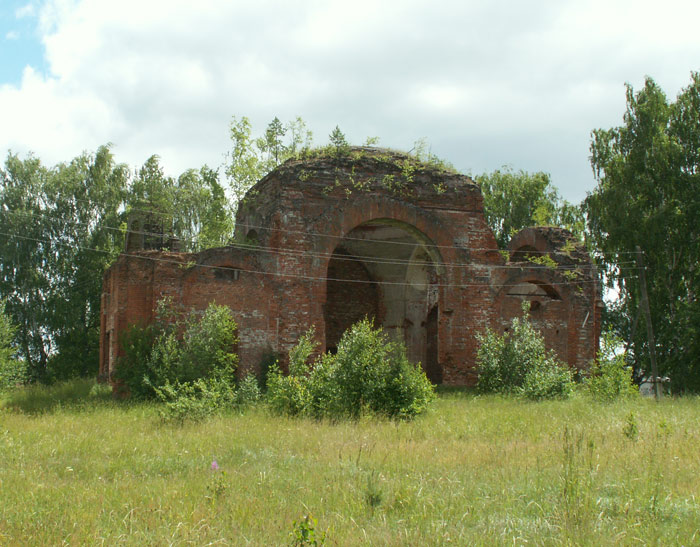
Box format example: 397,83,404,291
0,148,231,381
585,73,700,392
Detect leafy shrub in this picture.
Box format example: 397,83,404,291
0,357,29,392
114,299,238,400
178,304,238,383
623,411,639,441
584,332,638,401
266,367,311,416
476,302,574,400
266,329,316,416
155,377,235,423
519,355,575,400
113,322,158,399
267,319,435,420
42,328,102,382
235,373,262,407
113,300,244,421
156,373,261,423
290,513,326,546
256,350,280,391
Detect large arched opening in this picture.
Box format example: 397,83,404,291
324,219,443,383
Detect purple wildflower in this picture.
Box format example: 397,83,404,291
211,459,220,471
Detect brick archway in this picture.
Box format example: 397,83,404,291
323,218,443,381
495,271,574,369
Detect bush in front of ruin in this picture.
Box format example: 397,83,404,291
476,302,574,400
114,299,259,420
583,331,638,401
267,319,436,420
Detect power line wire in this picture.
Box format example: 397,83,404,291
0,212,607,272
0,229,613,290
43,192,650,255
0,208,641,275
2,193,614,255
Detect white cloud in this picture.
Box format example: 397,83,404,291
15,3,37,18
5,31,20,40
0,0,699,201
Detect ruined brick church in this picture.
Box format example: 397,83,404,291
99,148,601,385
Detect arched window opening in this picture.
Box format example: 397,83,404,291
507,280,561,301
245,229,259,246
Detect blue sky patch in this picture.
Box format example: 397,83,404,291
0,1,48,86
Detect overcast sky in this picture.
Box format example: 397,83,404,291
1,0,699,203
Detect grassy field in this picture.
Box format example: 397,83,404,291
1,380,699,545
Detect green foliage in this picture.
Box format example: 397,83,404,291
519,356,576,400
584,332,638,402
525,254,558,268
173,165,234,250
114,300,238,402
623,411,639,441
267,319,435,420
0,300,28,391
154,372,259,424
290,514,326,546
264,116,287,164
0,358,28,392
409,137,456,172
477,167,584,248
585,73,700,391
363,469,385,510
0,299,16,361
235,373,262,407
113,301,246,422
225,115,313,206
266,329,316,417
111,322,158,400
154,377,235,423
476,302,574,400
178,304,238,383
226,116,265,205
0,146,128,380
205,465,229,505
266,364,311,417
128,157,234,252
0,147,234,382
328,125,350,157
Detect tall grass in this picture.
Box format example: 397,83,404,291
0,377,113,413
1,381,699,545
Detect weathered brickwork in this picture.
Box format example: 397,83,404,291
100,148,602,386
